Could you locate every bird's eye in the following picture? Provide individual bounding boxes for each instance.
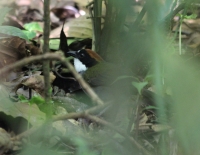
[80,53,85,57]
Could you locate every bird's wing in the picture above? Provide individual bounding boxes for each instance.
[83,62,117,86]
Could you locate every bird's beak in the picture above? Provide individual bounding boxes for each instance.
[67,51,77,58]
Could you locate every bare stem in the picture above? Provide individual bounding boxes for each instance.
[12,105,151,155]
[0,53,104,106]
[42,0,51,116]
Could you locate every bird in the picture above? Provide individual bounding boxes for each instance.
[67,49,136,103]
[67,49,172,126]
[67,49,142,126]
[57,25,131,99]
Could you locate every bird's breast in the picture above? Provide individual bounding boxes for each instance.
[74,58,87,73]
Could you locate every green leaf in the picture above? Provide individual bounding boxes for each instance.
[177,13,197,19]
[184,13,197,19]
[0,26,29,40]
[29,95,45,105]
[132,81,148,95]
[0,86,45,126]
[18,95,29,103]
[24,22,43,32]
[143,105,159,110]
[0,7,11,25]
[144,74,154,83]
[49,39,60,50]
[49,38,78,50]
[22,30,36,39]
[73,137,97,155]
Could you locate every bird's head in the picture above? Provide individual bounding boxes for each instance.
[68,49,104,73]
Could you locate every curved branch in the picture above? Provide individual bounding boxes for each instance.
[13,105,151,155]
[0,53,104,106]
[164,2,186,23]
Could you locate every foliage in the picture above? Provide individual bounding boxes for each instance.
[19,94,45,105]
[0,7,11,25]
[22,22,43,39]
[0,86,45,126]
[0,25,29,40]
[132,81,148,95]
[49,38,77,50]
[1,0,200,155]
[0,7,42,40]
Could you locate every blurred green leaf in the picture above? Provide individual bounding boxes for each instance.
[165,56,200,153]
[0,7,11,25]
[74,137,98,155]
[29,95,45,105]
[24,22,43,32]
[178,13,197,19]
[49,38,78,50]
[0,26,29,40]
[20,145,60,155]
[22,30,36,39]
[143,105,159,110]
[18,95,29,103]
[0,86,45,126]
[144,74,154,82]
[184,13,197,19]
[132,81,148,95]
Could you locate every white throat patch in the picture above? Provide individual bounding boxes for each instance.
[74,58,87,73]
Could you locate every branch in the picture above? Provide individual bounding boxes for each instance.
[42,0,51,114]
[134,2,147,26]
[11,103,108,139]
[93,0,102,52]
[0,53,104,106]
[0,53,59,76]
[84,114,151,155]
[62,58,104,105]
[12,104,151,155]
[164,2,186,28]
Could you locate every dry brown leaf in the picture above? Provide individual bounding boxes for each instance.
[0,128,13,153]
[151,124,171,132]
[172,22,194,36]
[67,15,92,38]
[21,72,56,96]
[183,18,200,32]
[172,18,200,54]
[0,37,26,69]
[50,0,81,8]
[0,37,42,80]
[0,37,42,69]
[186,32,200,49]
[50,15,92,38]
[74,0,91,7]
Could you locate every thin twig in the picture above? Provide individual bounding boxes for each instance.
[164,2,186,28]
[134,2,147,26]
[84,114,151,155]
[127,95,140,134]
[11,103,107,139]
[42,0,51,115]
[133,100,141,140]
[3,54,151,153]
[12,105,151,155]
[0,53,104,106]
[93,0,102,52]
[63,59,104,105]
[86,1,94,9]
[53,111,151,155]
